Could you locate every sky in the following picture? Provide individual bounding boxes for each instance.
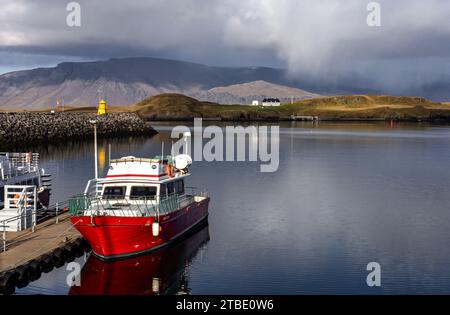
[1,0,450,97]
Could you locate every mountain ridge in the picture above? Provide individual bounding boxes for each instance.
[194,80,320,104]
[0,57,304,109]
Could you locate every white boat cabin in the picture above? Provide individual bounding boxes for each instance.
[76,155,203,217]
[94,156,189,200]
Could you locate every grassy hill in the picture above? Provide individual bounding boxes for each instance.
[135,93,450,121]
[282,95,450,120]
[135,94,286,120]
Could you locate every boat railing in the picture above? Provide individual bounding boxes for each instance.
[69,194,159,217]
[83,178,103,196]
[69,188,206,217]
[186,186,208,198]
[0,152,40,180]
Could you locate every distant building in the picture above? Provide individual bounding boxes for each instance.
[262,98,281,106]
[252,100,259,106]
[98,99,107,115]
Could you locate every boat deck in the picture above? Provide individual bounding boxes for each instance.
[69,194,205,217]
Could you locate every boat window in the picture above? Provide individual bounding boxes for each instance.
[0,186,4,203]
[130,186,157,200]
[167,182,175,195]
[103,186,126,199]
[175,180,185,195]
[160,184,166,197]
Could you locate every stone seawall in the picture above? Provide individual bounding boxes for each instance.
[0,112,157,149]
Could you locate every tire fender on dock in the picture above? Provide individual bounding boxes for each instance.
[52,248,68,268]
[39,254,54,273]
[64,243,77,263]
[74,241,85,258]
[82,238,92,252]
[15,265,31,289]
[28,259,42,281]
[0,271,18,295]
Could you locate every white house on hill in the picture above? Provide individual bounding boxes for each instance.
[262,98,281,106]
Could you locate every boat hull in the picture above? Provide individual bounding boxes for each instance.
[71,197,209,260]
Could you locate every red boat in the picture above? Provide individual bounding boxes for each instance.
[69,152,209,260]
[69,224,210,295]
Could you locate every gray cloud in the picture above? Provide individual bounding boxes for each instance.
[1,0,450,98]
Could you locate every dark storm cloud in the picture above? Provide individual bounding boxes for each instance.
[1,0,450,95]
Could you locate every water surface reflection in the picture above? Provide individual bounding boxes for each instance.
[15,122,450,294]
[70,225,210,295]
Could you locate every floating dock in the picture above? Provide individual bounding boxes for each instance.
[291,115,319,121]
[0,210,89,295]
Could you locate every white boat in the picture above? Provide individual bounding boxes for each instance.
[0,152,51,231]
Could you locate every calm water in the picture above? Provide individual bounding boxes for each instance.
[15,122,450,295]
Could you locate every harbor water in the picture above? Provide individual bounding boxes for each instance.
[15,122,450,294]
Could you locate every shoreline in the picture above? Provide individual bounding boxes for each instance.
[1,109,449,151]
[140,117,450,123]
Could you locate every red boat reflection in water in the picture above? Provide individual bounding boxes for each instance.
[69,224,210,295]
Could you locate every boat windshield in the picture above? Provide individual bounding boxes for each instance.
[130,186,157,200]
[103,186,126,200]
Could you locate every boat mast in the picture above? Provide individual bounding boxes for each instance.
[184,132,190,155]
[94,122,98,179]
[90,120,98,179]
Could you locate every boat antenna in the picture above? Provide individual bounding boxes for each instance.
[184,131,191,155]
[89,119,98,179]
[108,143,111,165]
[161,142,164,162]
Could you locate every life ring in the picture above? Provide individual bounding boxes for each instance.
[166,163,174,177]
[13,194,20,206]
[13,193,29,207]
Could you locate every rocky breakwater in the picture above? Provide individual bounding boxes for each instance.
[0,112,157,149]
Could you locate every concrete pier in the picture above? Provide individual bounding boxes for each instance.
[0,212,80,273]
[0,112,157,150]
[0,211,86,294]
